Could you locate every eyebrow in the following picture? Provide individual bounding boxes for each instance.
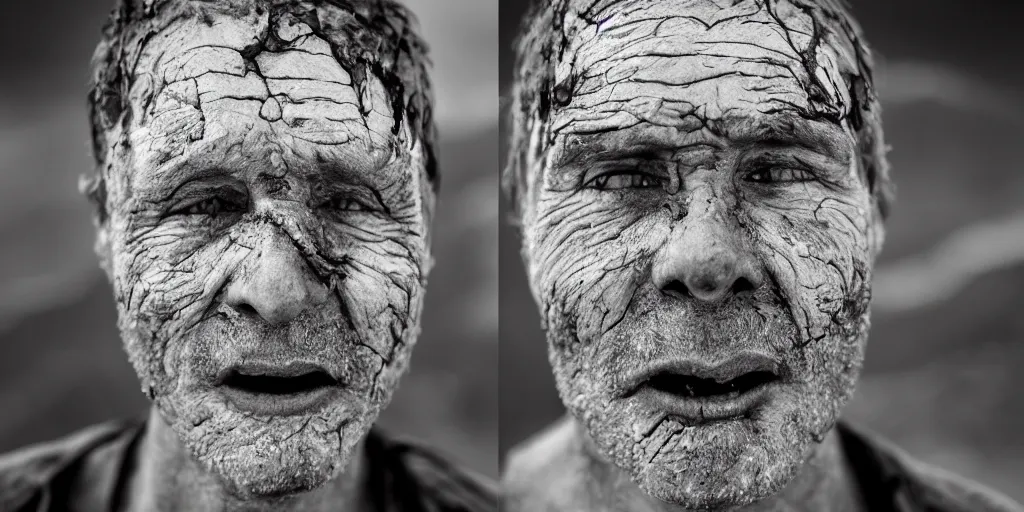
[134,159,238,204]
[552,134,718,169]
[551,114,852,168]
[716,113,852,161]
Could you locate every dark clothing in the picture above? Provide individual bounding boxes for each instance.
[837,423,1021,512]
[0,419,497,512]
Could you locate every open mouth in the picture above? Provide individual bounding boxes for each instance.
[626,353,783,423]
[645,370,777,400]
[215,362,341,416]
[221,370,338,395]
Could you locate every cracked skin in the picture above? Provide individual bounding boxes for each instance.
[0,1,493,512]
[98,4,432,504]
[503,1,1023,511]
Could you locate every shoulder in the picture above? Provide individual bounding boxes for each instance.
[897,451,1024,512]
[501,416,592,512]
[838,422,1024,512]
[0,419,141,512]
[370,429,497,512]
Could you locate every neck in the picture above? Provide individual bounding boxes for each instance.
[578,421,865,512]
[125,407,367,512]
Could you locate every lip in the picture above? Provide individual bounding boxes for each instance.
[623,351,784,425]
[214,361,337,383]
[214,360,342,417]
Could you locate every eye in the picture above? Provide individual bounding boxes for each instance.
[587,171,663,191]
[176,196,246,217]
[744,167,816,184]
[324,196,370,212]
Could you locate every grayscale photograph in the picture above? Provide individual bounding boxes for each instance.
[0,0,496,511]
[499,1,1024,511]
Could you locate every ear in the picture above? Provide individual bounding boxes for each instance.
[868,203,886,264]
[95,222,115,282]
[79,173,114,281]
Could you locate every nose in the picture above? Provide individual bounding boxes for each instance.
[652,207,764,304]
[223,235,331,325]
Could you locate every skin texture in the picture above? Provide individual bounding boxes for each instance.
[80,0,435,509]
[505,0,890,510]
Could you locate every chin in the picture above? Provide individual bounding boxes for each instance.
[619,392,836,510]
[631,418,806,510]
[216,450,339,499]
[156,389,374,500]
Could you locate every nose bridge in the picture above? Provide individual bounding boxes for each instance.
[223,220,331,325]
[673,183,740,269]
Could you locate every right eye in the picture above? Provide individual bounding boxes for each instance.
[173,196,247,217]
[586,172,663,191]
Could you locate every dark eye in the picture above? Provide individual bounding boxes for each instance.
[588,172,663,191]
[744,167,815,184]
[176,196,246,217]
[324,196,370,212]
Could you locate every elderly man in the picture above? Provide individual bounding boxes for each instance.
[502,1,1023,511]
[0,1,495,511]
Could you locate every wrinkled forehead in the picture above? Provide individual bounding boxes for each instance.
[549,0,862,144]
[96,0,435,189]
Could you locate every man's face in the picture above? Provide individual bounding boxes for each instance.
[98,6,431,498]
[522,1,882,508]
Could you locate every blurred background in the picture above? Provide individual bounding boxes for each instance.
[499,0,1024,501]
[0,0,498,477]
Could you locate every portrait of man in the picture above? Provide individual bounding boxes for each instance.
[501,0,1024,510]
[0,0,496,510]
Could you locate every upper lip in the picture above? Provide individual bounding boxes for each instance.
[622,351,782,397]
[214,360,336,385]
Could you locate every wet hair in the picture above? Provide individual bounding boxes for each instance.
[503,0,893,220]
[83,0,438,222]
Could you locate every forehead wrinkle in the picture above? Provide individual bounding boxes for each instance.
[93,0,438,193]
[551,0,856,131]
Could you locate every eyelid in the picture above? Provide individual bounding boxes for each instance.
[165,186,248,216]
[581,161,665,188]
[316,186,387,214]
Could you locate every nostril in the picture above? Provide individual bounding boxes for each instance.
[730,276,756,296]
[662,279,693,300]
[235,302,260,317]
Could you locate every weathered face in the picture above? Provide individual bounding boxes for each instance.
[521,1,883,508]
[96,6,431,498]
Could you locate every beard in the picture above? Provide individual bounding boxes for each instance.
[544,283,869,509]
[119,304,414,499]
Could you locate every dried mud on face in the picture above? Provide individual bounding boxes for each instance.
[83,0,436,498]
[507,0,887,508]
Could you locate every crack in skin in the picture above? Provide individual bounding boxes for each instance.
[78,0,437,501]
[503,1,890,510]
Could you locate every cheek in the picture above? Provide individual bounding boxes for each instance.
[109,213,249,388]
[322,215,428,383]
[527,192,670,344]
[742,192,875,345]
[113,216,242,332]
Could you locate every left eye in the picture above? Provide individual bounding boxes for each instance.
[180,197,245,216]
[325,196,368,212]
[745,167,815,184]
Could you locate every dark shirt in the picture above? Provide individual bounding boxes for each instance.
[0,419,497,512]
[837,423,1023,512]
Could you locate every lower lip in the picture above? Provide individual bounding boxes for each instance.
[632,381,779,424]
[217,385,341,416]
